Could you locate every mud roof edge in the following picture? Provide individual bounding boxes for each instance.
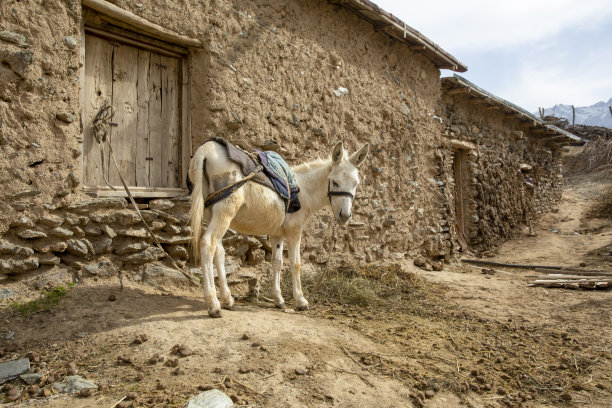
[336,0,467,72]
[443,75,585,144]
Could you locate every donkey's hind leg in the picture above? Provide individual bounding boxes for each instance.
[214,243,234,310]
[200,202,238,318]
[269,236,285,309]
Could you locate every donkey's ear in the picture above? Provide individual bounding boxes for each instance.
[331,141,344,164]
[349,143,369,167]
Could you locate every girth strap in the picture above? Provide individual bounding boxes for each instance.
[204,166,263,208]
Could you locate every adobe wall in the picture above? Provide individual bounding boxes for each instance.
[441,93,563,251]
[1,0,451,283]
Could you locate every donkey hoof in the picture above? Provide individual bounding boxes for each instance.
[222,303,234,311]
[274,301,285,310]
[296,304,309,311]
[208,309,222,318]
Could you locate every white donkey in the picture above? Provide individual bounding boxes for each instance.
[189,140,369,317]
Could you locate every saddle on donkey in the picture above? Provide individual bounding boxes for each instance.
[200,138,301,213]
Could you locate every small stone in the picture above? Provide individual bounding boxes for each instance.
[50,227,73,238]
[52,375,98,393]
[20,372,42,385]
[84,260,118,277]
[165,358,178,367]
[17,229,47,239]
[0,30,29,48]
[4,50,33,76]
[185,389,233,408]
[125,391,137,400]
[333,86,349,97]
[294,367,307,375]
[0,286,14,298]
[133,334,149,344]
[56,112,76,123]
[560,393,572,401]
[63,36,78,49]
[424,390,435,399]
[148,199,174,211]
[40,214,64,227]
[198,384,215,391]
[79,387,94,397]
[66,239,89,256]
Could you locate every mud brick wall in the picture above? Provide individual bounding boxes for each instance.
[1,0,453,283]
[1,0,565,283]
[441,94,564,251]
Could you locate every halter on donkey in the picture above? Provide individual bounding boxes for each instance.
[188,140,369,318]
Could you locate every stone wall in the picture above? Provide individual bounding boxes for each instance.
[441,94,564,251]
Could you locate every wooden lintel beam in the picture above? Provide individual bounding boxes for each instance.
[82,0,202,48]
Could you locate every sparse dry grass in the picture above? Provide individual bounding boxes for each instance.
[566,137,612,175]
[587,186,612,219]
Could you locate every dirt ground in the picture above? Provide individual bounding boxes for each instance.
[1,171,611,408]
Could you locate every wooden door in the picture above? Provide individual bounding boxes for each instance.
[83,34,181,192]
[453,150,468,250]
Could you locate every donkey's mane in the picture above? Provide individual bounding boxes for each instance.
[292,150,348,174]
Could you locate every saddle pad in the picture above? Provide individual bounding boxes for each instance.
[206,138,300,212]
[257,151,301,212]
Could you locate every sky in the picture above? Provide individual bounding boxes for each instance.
[374,0,612,112]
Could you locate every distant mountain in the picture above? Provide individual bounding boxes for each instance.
[536,98,612,129]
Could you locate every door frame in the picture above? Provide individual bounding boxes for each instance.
[78,11,192,198]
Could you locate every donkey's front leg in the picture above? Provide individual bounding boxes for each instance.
[269,236,285,309]
[287,233,308,311]
[201,206,235,318]
[215,244,234,310]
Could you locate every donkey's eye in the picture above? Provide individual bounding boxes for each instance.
[333,181,339,188]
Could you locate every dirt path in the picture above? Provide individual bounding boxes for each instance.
[1,176,611,408]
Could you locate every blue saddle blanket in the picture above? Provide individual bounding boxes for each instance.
[257,150,301,213]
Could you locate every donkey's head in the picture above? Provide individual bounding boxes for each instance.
[327,141,369,225]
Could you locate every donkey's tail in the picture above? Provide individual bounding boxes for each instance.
[188,146,208,264]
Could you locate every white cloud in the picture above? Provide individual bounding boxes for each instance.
[374,0,612,52]
[501,49,612,110]
[374,0,612,111]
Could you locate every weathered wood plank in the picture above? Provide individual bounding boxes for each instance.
[181,56,191,189]
[535,268,612,276]
[83,186,187,198]
[108,42,139,186]
[148,52,164,187]
[136,49,151,187]
[161,55,180,188]
[83,35,113,187]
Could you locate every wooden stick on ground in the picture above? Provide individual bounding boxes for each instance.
[535,268,612,276]
[461,259,562,270]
